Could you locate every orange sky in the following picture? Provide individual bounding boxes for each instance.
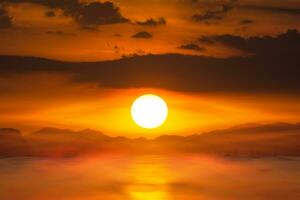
[0,0,299,61]
[0,0,300,137]
[0,73,299,137]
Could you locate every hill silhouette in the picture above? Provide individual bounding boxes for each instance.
[1,122,300,157]
[0,128,32,156]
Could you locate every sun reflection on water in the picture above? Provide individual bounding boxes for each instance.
[126,155,171,200]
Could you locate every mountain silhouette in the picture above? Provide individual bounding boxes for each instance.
[1,122,300,157]
[32,127,110,141]
[0,128,32,156]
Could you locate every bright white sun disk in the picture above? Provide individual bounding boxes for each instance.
[131,94,168,129]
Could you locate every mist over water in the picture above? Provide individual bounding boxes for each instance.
[0,155,300,200]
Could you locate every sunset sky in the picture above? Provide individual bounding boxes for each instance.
[0,0,300,137]
[0,0,299,60]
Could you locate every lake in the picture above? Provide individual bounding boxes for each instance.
[0,154,300,200]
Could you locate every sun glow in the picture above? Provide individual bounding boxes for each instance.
[131,94,168,129]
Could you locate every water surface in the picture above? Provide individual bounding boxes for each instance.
[0,154,300,200]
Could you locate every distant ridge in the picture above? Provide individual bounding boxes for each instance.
[197,122,300,137]
[0,128,31,156]
[0,128,22,136]
[1,122,300,157]
[31,127,111,142]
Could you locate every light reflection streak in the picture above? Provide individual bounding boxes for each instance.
[126,155,171,200]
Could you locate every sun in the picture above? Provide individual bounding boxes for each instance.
[131,94,168,129]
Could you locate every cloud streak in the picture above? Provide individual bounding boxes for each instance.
[132,31,153,39]
[178,43,205,52]
[135,17,166,26]
[240,4,300,15]
[0,0,129,28]
[0,5,12,29]
[192,0,237,22]
[0,30,300,93]
[199,29,300,56]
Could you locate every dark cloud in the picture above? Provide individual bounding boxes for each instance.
[132,31,152,39]
[240,5,300,15]
[136,17,166,26]
[0,6,12,29]
[178,43,205,52]
[192,11,223,22]
[199,34,246,49]
[240,19,254,25]
[0,0,79,11]
[0,0,128,27]
[72,2,128,28]
[199,29,300,56]
[192,0,237,22]
[81,26,98,31]
[181,0,199,3]
[113,33,122,37]
[45,10,55,17]
[0,30,300,93]
[46,31,64,35]
[46,31,75,36]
